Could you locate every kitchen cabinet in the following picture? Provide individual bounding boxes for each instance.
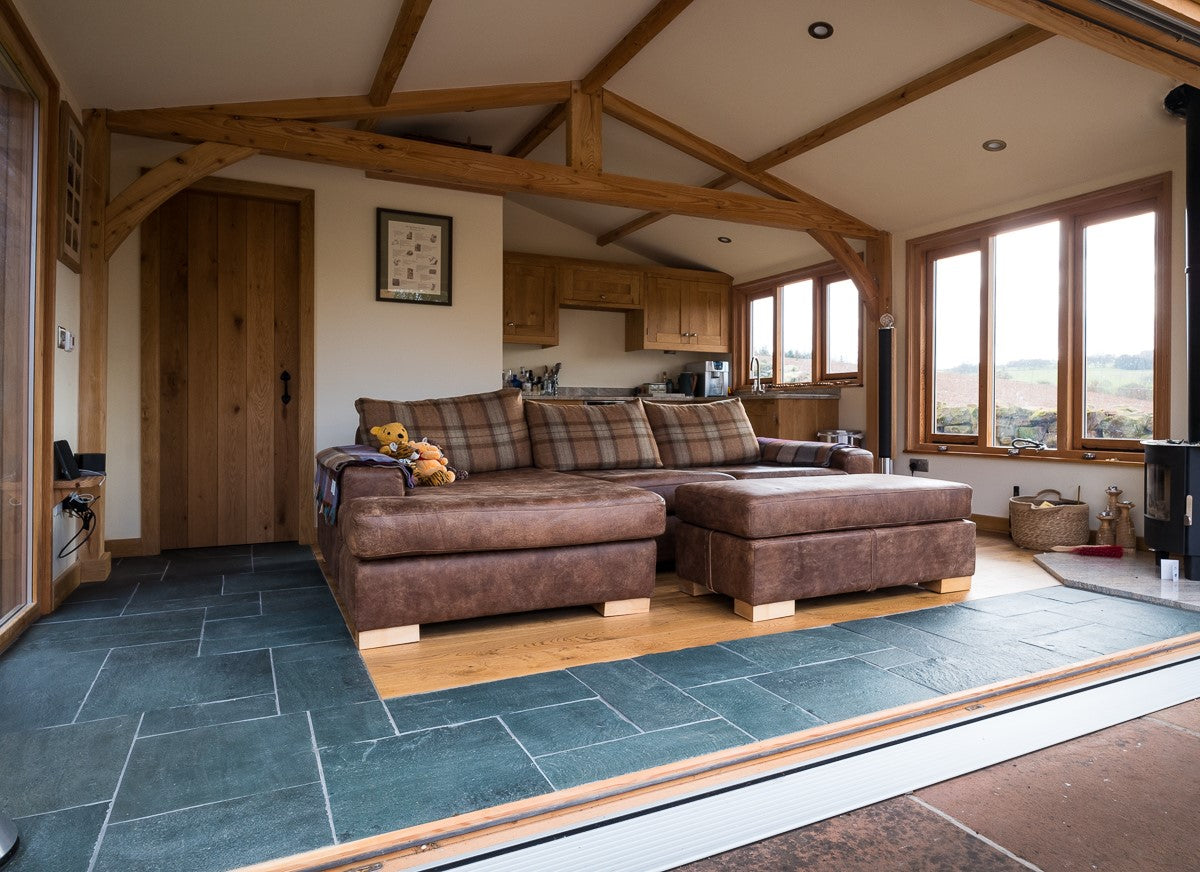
[627,275,730,353]
[502,255,558,347]
[738,396,839,441]
[558,264,642,309]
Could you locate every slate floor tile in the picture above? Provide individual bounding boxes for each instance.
[722,625,888,671]
[686,679,823,740]
[18,608,205,653]
[536,719,748,790]
[0,642,109,732]
[79,642,273,721]
[108,556,169,578]
[569,660,715,731]
[139,694,280,737]
[1021,622,1165,660]
[1028,585,1106,603]
[124,590,260,617]
[959,591,1063,617]
[1044,595,1200,638]
[111,712,318,823]
[0,715,139,818]
[8,802,109,872]
[386,670,594,733]
[126,574,224,604]
[270,637,359,663]
[260,585,339,615]
[221,566,325,595]
[164,555,253,576]
[163,545,253,560]
[198,608,347,656]
[309,700,397,748]
[855,646,929,669]
[835,615,976,659]
[275,650,378,713]
[502,698,640,756]
[204,597,263,621]
[94,783,331,872]
[57,576,141,603]
[635,644,763,688]
[752,658,936,723]
[321,719,551,841]
[887,603,1091,645]
[39,596,131,622]
[888,641,1075,695]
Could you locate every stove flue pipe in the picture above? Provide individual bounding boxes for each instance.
[1165,84,1200,443]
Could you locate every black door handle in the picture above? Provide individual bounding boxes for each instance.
[280,371,292,406]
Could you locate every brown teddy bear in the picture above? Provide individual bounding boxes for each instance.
[410,441,456,486]
[370,422,415,459]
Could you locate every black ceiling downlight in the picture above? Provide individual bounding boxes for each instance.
[808,21,833,39]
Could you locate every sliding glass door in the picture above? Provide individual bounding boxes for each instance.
[0,48,38,633]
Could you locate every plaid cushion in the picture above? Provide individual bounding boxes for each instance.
[525,401,663,471]
[642,398,760,467]
[355,388,532,474]
[758,437,847,467]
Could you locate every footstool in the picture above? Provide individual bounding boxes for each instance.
[673,474,976,621]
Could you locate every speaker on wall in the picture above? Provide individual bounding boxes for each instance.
[877,319,894,471]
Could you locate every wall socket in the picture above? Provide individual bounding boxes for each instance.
[909,458,929,473]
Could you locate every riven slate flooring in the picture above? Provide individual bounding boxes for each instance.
[3,546,1200,871]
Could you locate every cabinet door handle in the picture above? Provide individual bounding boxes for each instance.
[506,322,516,327]
[600,295,607,301]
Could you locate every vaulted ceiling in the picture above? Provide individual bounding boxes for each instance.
[19,0,1191,280]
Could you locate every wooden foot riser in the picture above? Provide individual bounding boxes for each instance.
[920,576,973,594]
[592,598,651,617]
[358,624,420,649]
[677,581,713,597]
[733,599,796,622]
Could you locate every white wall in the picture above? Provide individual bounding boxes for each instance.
[104,137,504,539]
[51,261,81,580]
[891,162,1187,535]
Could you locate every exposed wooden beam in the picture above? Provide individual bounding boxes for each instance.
[106,108,875,236]
[808,230,877,310]
[596,23,1052,245]
[970,0,1200,86]
[365,169,508,196]
[508,0,696,158]
[601,90,878,237]
[104,142,257,259]
[357,0,434,132]
[188,82,574,123]
[566,83,603,172]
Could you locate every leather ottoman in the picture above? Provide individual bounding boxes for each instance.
[673,475,976,621]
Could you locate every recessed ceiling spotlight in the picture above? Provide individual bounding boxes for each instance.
[982,138,1008,152]
[808,21,833,39]
[717,236,732,244]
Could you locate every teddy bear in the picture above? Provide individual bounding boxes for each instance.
[410,440,456,486]
[370,422,415,459]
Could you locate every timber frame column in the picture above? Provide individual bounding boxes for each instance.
[75,108,111,584]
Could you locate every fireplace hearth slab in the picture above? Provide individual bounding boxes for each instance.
[1035,551,1200,613]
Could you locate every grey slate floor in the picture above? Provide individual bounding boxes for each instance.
[3,545,1200,871]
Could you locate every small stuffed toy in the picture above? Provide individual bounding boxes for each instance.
[370,422,415,459]
[410,441,456,486]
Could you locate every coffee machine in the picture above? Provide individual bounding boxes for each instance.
[684,360,730,397]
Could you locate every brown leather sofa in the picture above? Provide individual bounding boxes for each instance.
[317,388,873,648]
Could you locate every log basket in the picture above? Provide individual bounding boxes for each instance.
[1009,488,1090,551]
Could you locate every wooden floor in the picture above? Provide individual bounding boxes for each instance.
[362,533,1056,698]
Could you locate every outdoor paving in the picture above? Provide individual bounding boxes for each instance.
[2,546,1199,871]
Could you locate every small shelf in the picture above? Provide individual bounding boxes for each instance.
[53,475,104,491]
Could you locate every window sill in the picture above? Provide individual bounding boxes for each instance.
[905,443,1145,467]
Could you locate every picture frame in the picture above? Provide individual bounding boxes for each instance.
[376,208,452,305]
[58,101,84,273]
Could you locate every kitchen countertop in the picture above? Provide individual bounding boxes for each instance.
[522,387,842,402]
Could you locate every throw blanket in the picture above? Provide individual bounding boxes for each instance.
[315,445,413,526]
[757,437,851,468]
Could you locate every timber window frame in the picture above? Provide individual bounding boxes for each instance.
[905,174,1172,463]
[737,260,862,388]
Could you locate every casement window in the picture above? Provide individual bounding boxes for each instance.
[741,261,861,386]
[906,175,1170,461]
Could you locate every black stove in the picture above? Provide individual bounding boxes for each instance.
[1144,441,1200,579]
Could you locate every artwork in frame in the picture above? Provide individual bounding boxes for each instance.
[58,101,84,273]
[376,208,452,305]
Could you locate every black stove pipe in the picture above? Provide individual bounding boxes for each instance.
[1165,84,1200,443]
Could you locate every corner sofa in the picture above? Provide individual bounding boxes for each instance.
[317,388,873,648]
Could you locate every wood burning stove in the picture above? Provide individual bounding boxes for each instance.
[1143,441,1199,579]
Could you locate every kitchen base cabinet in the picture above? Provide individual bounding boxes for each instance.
[738,396,839,441]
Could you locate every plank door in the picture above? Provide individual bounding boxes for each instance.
[151,189,300,549]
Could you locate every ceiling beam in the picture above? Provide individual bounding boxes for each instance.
[969,0,1200,86]
[105,108,878,236]
[566,83,603,172]
[601,90,879,297]
[104,142,258,259]
[507,0,695,158]
[183,82,574,123]
[356,0,434,132]
[596,23,1052,246]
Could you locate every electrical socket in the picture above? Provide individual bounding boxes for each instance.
[909,458,929,473]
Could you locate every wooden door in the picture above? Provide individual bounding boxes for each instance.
[147,188,301,549]
[502,257,558,346]
[685,280,730,351]
[642,276,686,346]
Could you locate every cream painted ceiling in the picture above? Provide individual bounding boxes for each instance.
[19,0,1185,281]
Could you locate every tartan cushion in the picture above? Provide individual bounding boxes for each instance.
[355,388,532,474]
[642,398,760,467]
[525,401,663,471]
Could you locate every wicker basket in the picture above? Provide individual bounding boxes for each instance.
[1009,488,1091,551]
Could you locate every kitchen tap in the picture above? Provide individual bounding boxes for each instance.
[751,357,764,393]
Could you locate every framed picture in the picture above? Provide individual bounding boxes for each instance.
[58,102,84,273]
[376,208,452,305]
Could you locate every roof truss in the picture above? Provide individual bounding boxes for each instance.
[356,0,434,132]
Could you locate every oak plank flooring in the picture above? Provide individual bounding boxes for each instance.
[362,533,1055,698]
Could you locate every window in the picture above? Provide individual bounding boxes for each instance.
[907,175,1170,461]
[739,262,861,387]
